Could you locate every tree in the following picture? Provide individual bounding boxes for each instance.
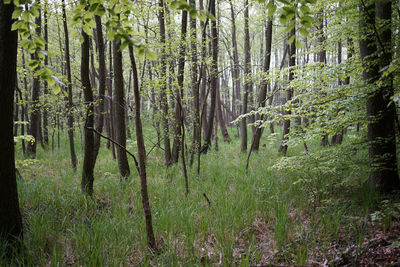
[278,20,295,155]
[189,0,200,166]
[92,15,107,165]
[241,0,251,152]
[129,46,156,250]
[27,4,42,157]
[158,0,172,166]
[62,0,77,171]
[251,19,273,151]
[0,0,23,251]
[203,0,218,152]
[171,5,188,164]
[113,39,130,179]
[81,13,95,195]
[359,0,400,192]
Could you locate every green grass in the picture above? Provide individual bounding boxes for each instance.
[2,121,390,265]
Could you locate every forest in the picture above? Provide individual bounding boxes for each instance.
[1,0,400,265]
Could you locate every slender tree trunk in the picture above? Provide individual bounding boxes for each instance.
[27,8,42,157]
[217,77,231,142]
[171,5,188,164]
[43,2,49,145]
[203,0,218,151]
[229,0,241,120]
[278,23,295,155]
[189,0,200,166]
[0,0,23,251]
[113,39,130,178]
[81,15,95,195]
[241,0,251,152]
[158,0,172,166]
[129,46,156,250]
[92,15,106,165]
[62,0,77,170]
[252,19,273,151]
[318,12,329,146]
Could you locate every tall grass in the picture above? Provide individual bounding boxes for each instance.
[2,122,382,265]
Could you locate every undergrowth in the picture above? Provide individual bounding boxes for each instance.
[3,122,398,266]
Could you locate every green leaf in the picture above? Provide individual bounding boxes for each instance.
[94,5,106,16]
[295,40,302,48]
[145,50,158,60]
[12,7,23,19]
[30,5,39,17]
[82,24,93,37]
[33,36,45,49]
[300,5,310,14]
[276,0,290,4]
[28,59,39,69]
[279,14,287,25]
[47,77,55,86]
[53,85,61,95]
[299,27,309,37]
[288,34,295,44]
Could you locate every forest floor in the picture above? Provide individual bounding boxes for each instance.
[4,123,400,266]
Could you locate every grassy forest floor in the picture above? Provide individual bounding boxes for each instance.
[3,121,400,266]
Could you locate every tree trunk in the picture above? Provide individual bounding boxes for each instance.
[158,0,172,166]
[189,0,200,166]
[241,0,251,152]
[217,77,231,142]
[318,12,329,146]
[113,39,130,179]
[0,0,23,250]
[42,3,49,145]
[203,0,218,151]
[62,0,77,171]
[27,8,42,157]
[171,6,188,164]
[229,0,241,120]
[252,19,273,151]
[359,0,400,192]
[81,18,95,195]
[278,24,295,155]
[92,15,107,165]
[129,46,156,250]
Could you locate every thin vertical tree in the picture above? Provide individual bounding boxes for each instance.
[241,0,251,152]
[113,39,130,178]
[203,0,218,152]
[81,11,95,195]
[158,0,172,166]
[129,46,156,249]
[42,1,49,145]
[278,19,295,155]
[251,19,273,151]
[62,0,77,170]
[171,4,188,164]
[189,0,200,166]
[92,15,107,165]
[27,4,42,157]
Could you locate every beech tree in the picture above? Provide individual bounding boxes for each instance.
[359,0,400,192]
[0,0,23,251]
